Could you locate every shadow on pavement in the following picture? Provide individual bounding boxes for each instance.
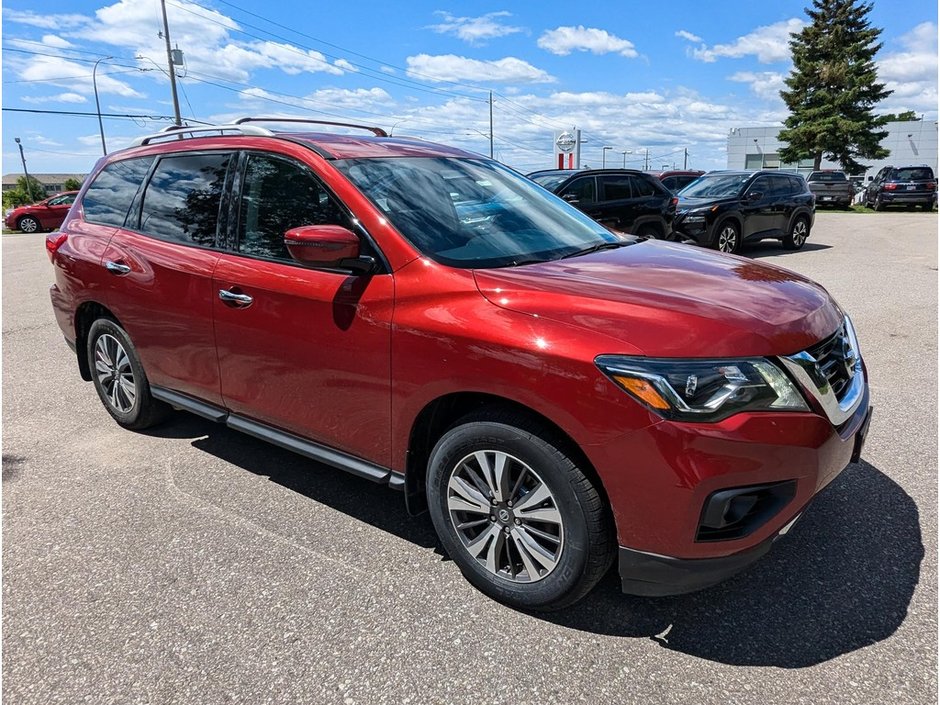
[147,415,922,668]
[746,241,832,258]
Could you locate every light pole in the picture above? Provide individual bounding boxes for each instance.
[621,149,633,168]
[93,56,113,155]
[754,138,764,169]
[602,146,613,168]
[14,138,34,202]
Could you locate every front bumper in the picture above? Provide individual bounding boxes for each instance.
[616,402,873,595]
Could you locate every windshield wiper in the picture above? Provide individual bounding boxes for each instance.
[560,240,632,259]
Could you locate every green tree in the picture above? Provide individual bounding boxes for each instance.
[63,177,83,191]
[778,0,892,173]
[879,110,919,122]
[2,176,47,209]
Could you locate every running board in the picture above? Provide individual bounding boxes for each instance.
[150,386,401,488]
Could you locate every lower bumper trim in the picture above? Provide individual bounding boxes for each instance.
[619,533,779,597]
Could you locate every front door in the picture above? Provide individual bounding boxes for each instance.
[40,192,77,229]
[212,150,393,468]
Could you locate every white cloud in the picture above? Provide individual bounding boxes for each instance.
[537,26,638,58]
[3,9,90,29]
[40,34,74,48]
[380,65,397,74]
[675,30,702,43]
[691,18,804,63]
[16,55,143,97]
[877,22,938,114]
[22,92,88,104]
[406,54,555,84]
[427,11,523,45]
[728,71,786,102]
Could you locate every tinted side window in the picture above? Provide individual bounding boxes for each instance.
[769,175,793,196]
[630,176,658,197]
[660,176,678,191]
[559,176,596,203]
[139,153,231,246]
[49,194,76,206]
[789,176,806,193]
[82,157,154,226]
[599,175,632,200]
[238,153,352,261]
[747,176,773,197]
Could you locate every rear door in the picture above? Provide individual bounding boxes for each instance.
[767,175,796,234]
[100,151,234,404]
[741,175,776,237]
[212,150,393,467]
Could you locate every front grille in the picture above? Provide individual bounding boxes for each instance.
[806,326,853,400]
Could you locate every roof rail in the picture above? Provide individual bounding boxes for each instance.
[234,117,388,137]
[130,123,275,147]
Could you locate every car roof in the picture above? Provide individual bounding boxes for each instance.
[279,132,479,160]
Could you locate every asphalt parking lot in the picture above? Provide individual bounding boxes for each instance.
[3,211,937,704]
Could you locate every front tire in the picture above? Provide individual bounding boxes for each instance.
[17,216,40,233]
[712,220,740,254]
[87,318,169,430]
[426,410,614,611]
[873,195,886,211]
[783,215,810,250]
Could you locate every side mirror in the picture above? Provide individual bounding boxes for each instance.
[747,191,763,202]
[284,225,369,271]
[561,193,580,205]
[867,176,874,182]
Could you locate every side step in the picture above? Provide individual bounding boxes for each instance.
[151,386,402,488]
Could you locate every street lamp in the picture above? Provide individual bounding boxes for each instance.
[754,138,764,169]
[621,149,633,168]
[601,145,613,168]
[14,138,34,202]
[93,56,113,156]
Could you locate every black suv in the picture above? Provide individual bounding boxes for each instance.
[673,171,815,253]
[527,169,677,239]
[864,165,936,211]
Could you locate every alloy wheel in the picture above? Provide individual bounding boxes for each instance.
[18,217,38,233]
[446,450,564,583]
[717,224,738,253]
[791,220,808,247]
[94,333,137,413]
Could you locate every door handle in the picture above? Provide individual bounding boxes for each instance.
[218,288,254,307]
[104,260,131,275]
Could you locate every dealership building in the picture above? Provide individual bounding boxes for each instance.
[727,120,938,181]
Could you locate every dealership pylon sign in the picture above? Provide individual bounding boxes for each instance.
[554,128,581,169]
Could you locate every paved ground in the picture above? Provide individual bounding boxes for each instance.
[3,212,937,705]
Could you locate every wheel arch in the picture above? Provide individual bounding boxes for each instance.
[74,301,122,381]
[403,392,610,518]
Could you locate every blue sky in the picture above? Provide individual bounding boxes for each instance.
[2,0,937,176]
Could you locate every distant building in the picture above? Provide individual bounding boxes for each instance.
[2,173,86,193]
[727,121,938,181]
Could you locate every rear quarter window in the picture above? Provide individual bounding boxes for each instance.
[82,157,154,226]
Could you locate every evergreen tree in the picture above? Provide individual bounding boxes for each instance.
[778,0,892,173]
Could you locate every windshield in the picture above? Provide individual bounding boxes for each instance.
[335,157,622,268]
[678,173,751,198]
[808,172,847,182]
[529,172,576,190]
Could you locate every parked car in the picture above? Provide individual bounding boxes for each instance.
[527,168,676,239]
[5,191,79,233]
[863,165,936,211]
[48,120,871,610]
[673,171,815,253]
[806,170,854,209]
[649,169,705,193]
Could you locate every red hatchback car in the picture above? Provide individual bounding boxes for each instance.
[48,120,872,610]
[6,190,78,233]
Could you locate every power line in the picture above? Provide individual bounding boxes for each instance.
[1,107,213,124]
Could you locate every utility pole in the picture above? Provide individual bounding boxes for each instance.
[14,138,34,202]
[488,91,494,159]
[683,147,688,170]
[645,148,650,171]
[159,0,182,126]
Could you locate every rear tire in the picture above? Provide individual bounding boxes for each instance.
[783,215,810,250]
[873,195,886,212]
[87,318,169,430]
[634,223,662,240]
[426,409,614,611]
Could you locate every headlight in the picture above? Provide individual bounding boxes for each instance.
[595,355,808,422]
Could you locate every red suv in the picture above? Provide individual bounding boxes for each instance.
[48,120,872,610]
[6,190,78,233]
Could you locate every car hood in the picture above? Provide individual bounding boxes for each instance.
[676,196,737,210]
[472,240,842,357]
